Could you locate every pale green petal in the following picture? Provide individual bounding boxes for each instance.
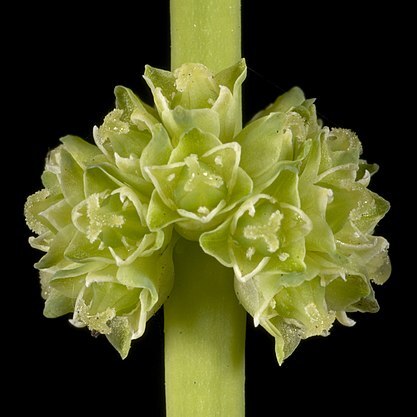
[305,251,348,282]
[147,191,183,231]
[42,146,62,194]
[84,163,153,199]
[350,286,380,313]
[43,289,75,318]
[140,124,173,180]
[266,168,301,207]
[336,236,391,285]
[50,275,87,299]
[356,161,379,186]
[169,129,222,163]
[213,59,247,140]
[143,65,176,107]
[85,264,119,286]
[83,165,121,196]
[350,190,390,235]
[39,198,71,232]
[325,187,365,234]
[35,224,77,270]
[227,168,253,206]
[325,275,371,312]
[106,316,132,359]
[60,135,106,168]
[114,85,159,128]
[113,153,142,180]
[64,231,112,263]
[145,164,184,210]
[237,113,287,177]
[53,262,106,280]
[174,205,230,241]
[300,185,336,253]
[200,219,234,267]
[29,231,54,252]
[161,107,220,143]
[41,172,60,195]
[214,58,247,96]
[252,86,305,120]
[237,111,308,190]
[319,129,362,173]
[93,86,157,171]
[59,148,85,206]
[231,244,270,282]
[293,99,321,137]
[25,189,61,234]
[299,136,321,184]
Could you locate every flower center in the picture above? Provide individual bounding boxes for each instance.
[173,63,219,109]
[87,193,125,243]
[72,190,146,249]
[243,210,283,253]
[235,201,283,256]
[184,154,224,191]
[173,154,227,214]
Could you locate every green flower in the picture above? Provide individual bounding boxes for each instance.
[145,128,253,240]
[25,135,174,358]
[144,59,246,143]
[200,169,312,281]
[93,85,171,192]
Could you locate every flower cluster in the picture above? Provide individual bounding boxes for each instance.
[25,60,390,362]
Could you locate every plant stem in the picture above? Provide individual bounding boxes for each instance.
[170,0,241,73]
[166,1,244,416]
[164,239,246,417]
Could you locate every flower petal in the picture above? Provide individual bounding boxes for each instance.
[59,149,85,206]
[252,86,305,120]
[325,275,373,312]
[43,289,75,318]
[106,316,132,359]
[169,128,222,163]
[147,191,183,231]
[60,135,106,168]
[200,219,234,267]
[140,124,173,180]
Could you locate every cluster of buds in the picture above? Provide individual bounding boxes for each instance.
[25,60,390,363]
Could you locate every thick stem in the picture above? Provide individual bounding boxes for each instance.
[164,239,246,417]
[170,0,241,73]
[166,1,244,416]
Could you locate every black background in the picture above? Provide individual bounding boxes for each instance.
[10,1,409,415]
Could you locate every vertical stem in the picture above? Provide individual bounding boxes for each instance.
[167,1,244,416]
[170,0,241,73]
[164,239,246,417]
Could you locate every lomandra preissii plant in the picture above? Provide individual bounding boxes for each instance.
[24,1,391,416]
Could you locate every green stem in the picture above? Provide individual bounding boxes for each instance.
[166,1,244,416]
[164,239,246,417]
[170,0,241,73]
